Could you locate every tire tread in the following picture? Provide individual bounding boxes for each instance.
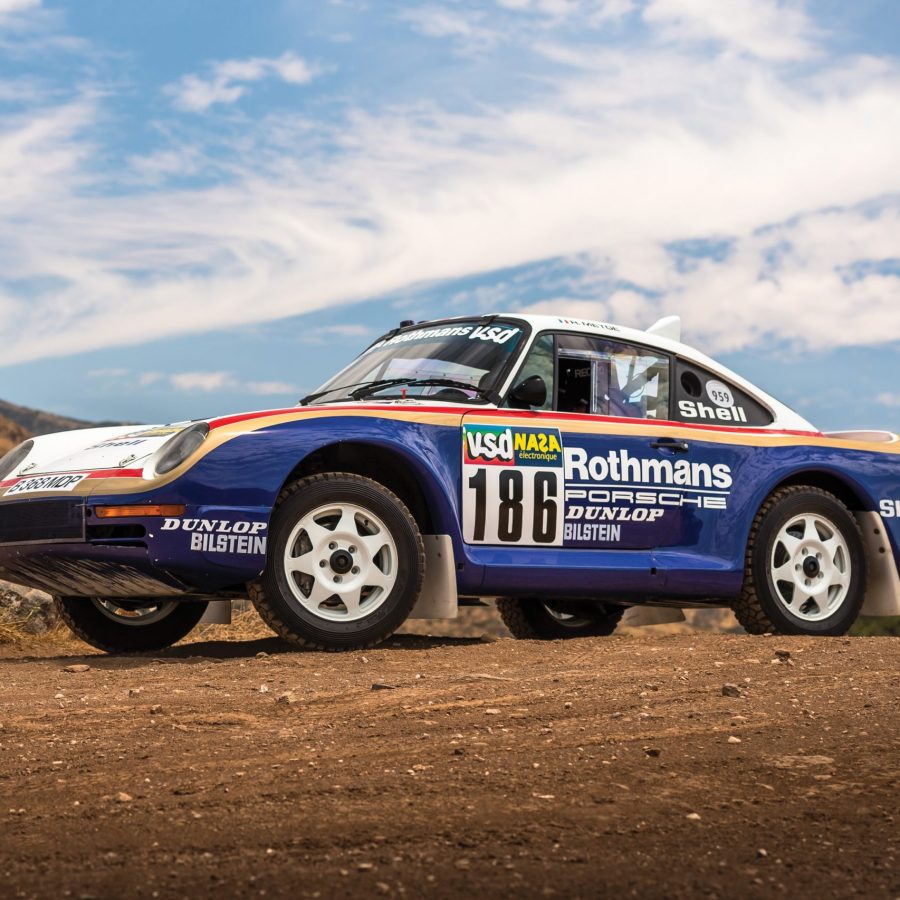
[731,485,864,635]
[496,597,623,640]
[54,597,207,653]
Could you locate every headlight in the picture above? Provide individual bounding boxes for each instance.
[0,440,34,482]
[145,423,210,478]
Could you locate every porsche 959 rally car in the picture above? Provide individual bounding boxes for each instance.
[0,314,897,652]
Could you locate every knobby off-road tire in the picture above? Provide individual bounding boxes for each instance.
[497,598,623,639]
[54,597,208,653]
[732,486,866,636]
[249,473,425,651]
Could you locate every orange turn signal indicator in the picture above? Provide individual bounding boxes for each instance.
[94,505,185,519]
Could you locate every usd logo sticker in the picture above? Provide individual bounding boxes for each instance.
[463,425,563,467]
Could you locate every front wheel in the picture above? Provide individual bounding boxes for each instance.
[497,598,623,639]
[54,597,208,653]
[732,486,866,636]
[249,473,425,651]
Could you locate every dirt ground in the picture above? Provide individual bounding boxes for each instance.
[1,626,898,899]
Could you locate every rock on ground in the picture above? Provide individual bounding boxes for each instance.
[0,581,56,635]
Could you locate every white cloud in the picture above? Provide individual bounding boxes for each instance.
[0,0,39,20]
[166,52,319,113]
[87,367,129,379]
[877,392,900,409]
[298,323,374,344]
[497,0,634,25]
[166,371,297,395]
[1,3,900,369]
[244,380,299,396]
[643,0,816,61]
[521,204,900,354]
[399,6,499,50]
[169,371,233,392]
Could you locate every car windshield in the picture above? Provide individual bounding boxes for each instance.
[305,320,525,404]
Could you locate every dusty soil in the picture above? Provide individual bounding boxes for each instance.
[1,630,898,899]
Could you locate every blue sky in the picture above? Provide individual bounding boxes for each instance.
[0,0,898,430]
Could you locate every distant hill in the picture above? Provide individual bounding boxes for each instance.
[0,399,96,437]
[0,399,121,454]
[0,416,30,454]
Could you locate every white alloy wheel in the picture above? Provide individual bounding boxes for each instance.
[282,502,398,622]
[769,513,851,622]
[90,598,179,626]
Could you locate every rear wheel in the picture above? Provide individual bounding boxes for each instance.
[54,596,208,653]
[249,473,425,651]
[732,486,865,636]
[497,598,623,639]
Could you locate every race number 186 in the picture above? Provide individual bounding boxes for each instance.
[463,466,564,546]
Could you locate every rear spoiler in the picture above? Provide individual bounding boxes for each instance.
[824,430,898,444]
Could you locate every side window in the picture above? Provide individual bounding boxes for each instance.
[674,359,773,426]
[508,332,554,410]
[556,335,670,420]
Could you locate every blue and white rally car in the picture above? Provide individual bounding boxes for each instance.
[0,314,897,652]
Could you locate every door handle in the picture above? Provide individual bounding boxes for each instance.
[650,438,690,454]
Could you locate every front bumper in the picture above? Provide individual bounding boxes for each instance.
[0,497,270,598]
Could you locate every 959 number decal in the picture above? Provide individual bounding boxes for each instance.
[462,423,565,546]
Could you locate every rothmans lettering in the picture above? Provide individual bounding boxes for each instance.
[563,448,733,489]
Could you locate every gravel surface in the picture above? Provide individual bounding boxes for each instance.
[1,632,898,898]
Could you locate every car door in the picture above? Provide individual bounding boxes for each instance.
[460,330,764,596]
[461,331,686,552]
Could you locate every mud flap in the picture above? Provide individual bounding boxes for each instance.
[408,535,458,619]
[200,600,232,625]
[856,512,900,616]
[622,606,686,626]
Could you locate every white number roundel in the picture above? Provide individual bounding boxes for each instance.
[706,379,734,408]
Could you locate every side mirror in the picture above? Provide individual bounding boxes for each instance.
[508,374,547,409]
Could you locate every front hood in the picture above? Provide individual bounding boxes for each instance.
[3,424,193,482]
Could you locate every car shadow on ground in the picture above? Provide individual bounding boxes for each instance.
[3,633,488,666]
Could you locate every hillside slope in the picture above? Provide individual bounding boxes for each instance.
[0,414,30,453]
[0,398,95,438]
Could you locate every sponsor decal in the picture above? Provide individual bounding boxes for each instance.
[556,318,619,332]
[463,430,733,549]
[6,473,88,495]
[161,518,268,555]
[562,448,733,544]
[463,425,563,467]
[565,487,726,511]
[678,399,748,423]
[126,426,186,438]
[880,500,900,518]
[462,424,565,546]
[565,504,665,522]
[564,523,621,542]
[377,324,520,349]
[89,439,148,449]
[706,380,734,408]
[563,447,733,490]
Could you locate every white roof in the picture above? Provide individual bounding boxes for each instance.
[499,312,816,432]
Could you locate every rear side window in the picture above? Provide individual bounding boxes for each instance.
[556,335,670,420]
[674,360,773,426]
